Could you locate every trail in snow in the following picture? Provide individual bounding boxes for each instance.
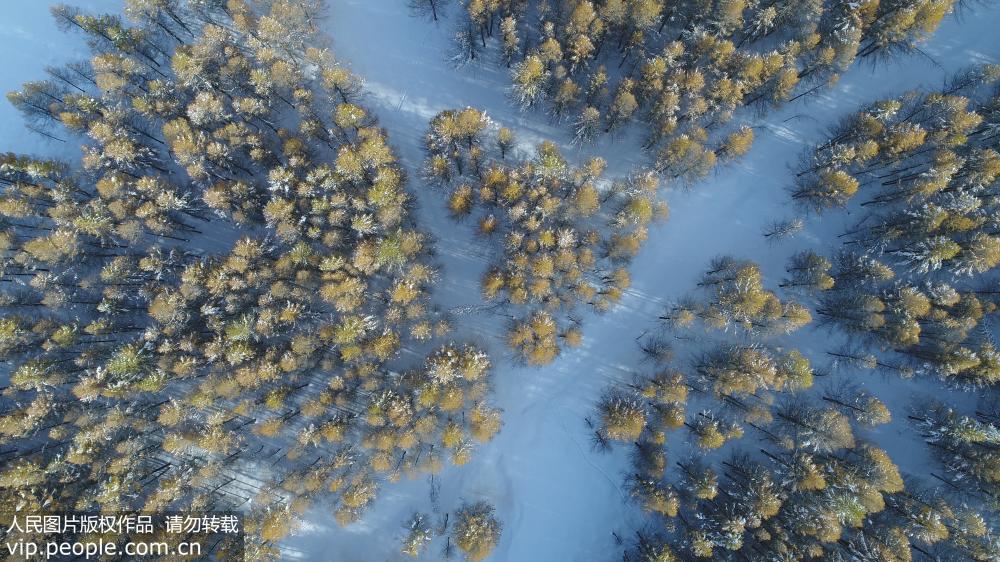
[1,1,998,561]
[280,2,1000,560]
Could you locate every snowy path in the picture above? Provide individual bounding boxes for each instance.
[281,2,1000,560]
[1,1,999,561]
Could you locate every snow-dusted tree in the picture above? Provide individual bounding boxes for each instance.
[453,501,502,561]
[1,2,502,554]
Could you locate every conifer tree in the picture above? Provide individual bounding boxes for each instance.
[453,501,502,561]
[0,3,501,555]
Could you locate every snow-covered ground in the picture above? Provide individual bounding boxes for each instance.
[280,3,1000,561]
[3,1,999,561]
[0,1,120,156]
